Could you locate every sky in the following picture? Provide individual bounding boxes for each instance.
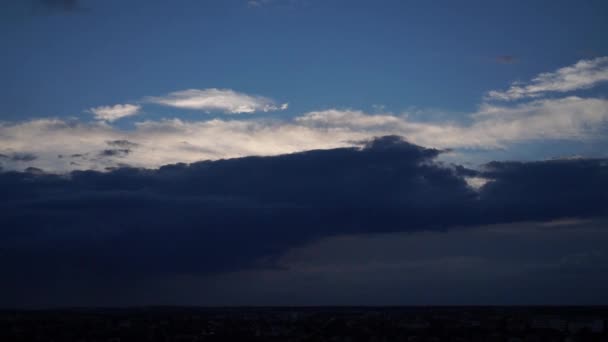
[1,0,608,307]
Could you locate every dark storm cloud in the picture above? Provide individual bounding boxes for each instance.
[479,159,608,221]
[1,136,607,300]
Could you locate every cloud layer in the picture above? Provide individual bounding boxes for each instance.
[2,95,607,172]
[214,220,608,306]
[3,57,606,172]
[1,136,608,305]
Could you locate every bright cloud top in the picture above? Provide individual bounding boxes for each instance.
[90,104,141,122]
[2,95,608,172]
[146,88,289,114]
[487,56,608,101]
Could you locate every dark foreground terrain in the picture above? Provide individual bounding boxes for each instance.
[1,307,607,342]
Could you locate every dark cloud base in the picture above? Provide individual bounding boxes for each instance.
[1,136,607,305]
[0,152,37,162]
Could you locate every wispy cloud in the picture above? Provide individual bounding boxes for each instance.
[299,97,608,148]
[146,88,288,114]
[89,104,141,122]
[487,56,608,101]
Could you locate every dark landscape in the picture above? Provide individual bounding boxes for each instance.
[2,307,607,341]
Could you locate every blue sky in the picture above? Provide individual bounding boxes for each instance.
[2,0,607,120]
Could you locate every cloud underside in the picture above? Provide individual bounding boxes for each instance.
[1,136,607,305]
[1,96,607,172]
[487,56,608,101]
[7,220,608,306]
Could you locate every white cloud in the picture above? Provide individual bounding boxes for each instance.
[2,95,607,173]
[146,88,288,114]
[471,97,608,142]
[89,104,141,122]
[296,97,608,149]
[486,56,608,101]
[0,117,357,172]
[464,177,490,190]
[295,109,401,128]
[3,58,608,173]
